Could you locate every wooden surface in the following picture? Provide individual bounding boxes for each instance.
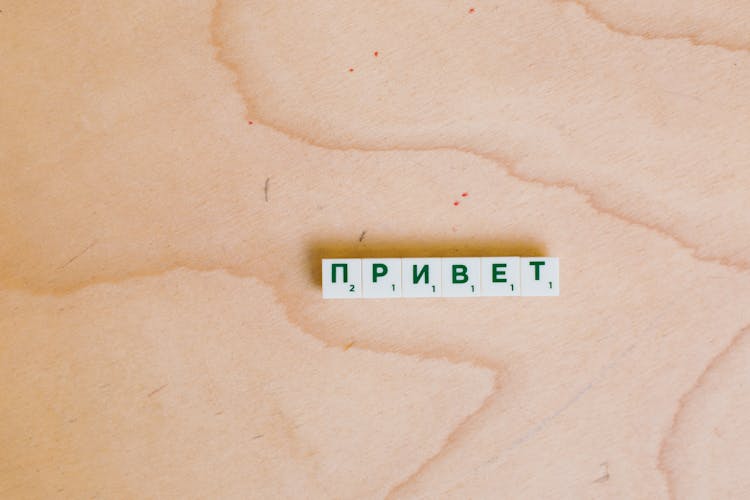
[2,1,750,498]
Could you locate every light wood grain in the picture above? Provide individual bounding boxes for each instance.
[2,1,750,498]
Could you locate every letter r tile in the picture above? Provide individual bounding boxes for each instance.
[362,258,402,298]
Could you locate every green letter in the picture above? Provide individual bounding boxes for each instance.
[332,263,348,283]
[413,265,429,284]
[452,264,468,284]
[529,261,545,280]
[372,263,388,283]
[492,263,507,283]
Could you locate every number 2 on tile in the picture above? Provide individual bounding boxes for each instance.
[349,285,355,292]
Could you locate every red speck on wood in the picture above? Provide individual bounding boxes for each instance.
[374,51,379,57]
[469,8,475,13]
[462,192,468,197]
[453,201,460,206]
[248,120,253,125]
[348,68,354,72]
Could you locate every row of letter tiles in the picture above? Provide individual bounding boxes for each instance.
[322,258,559,298]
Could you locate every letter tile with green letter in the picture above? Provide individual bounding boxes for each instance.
[362,258,402,298]
[322,259,362,299]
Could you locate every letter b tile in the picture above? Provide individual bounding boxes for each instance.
[322,259,362,299]
[442,258,481,297]
[362,258,402,298]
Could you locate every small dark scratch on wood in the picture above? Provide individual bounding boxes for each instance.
[147,383,168,398]
[252,434,264,440]
[57,240,97,270]
[593,461,610,483]
[358,230,366,242]
[264,177,270,202]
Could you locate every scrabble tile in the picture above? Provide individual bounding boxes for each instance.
[520,257,560,296]
[480,257,521,296]
[362,258,402,298]
[401,258,442,298]
[442,257,481,297]
[322,259,362,299]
